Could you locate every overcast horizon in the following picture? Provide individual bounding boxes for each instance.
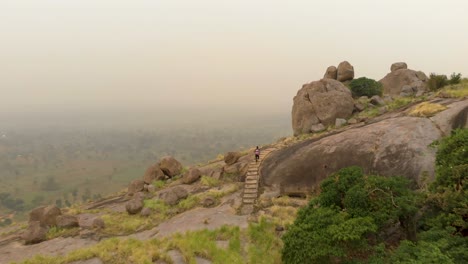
[1,0,467,124]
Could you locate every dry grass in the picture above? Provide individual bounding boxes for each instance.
[408,102,447,117]
[437,78,468,98]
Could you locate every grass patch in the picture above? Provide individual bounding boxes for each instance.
[152,180,166,190]
[359,107,380,118]
[387,97,415,111]
[247,218,283,264]
[144,199,170,215]
[409,102,447,117]
[177,195,200,211]
[101,210,167,235]
[46,226,79,240]
[200,175,220,187]
[438,79,468,98]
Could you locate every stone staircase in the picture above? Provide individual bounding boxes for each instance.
[242,148,276,205]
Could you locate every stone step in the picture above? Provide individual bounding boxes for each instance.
[243,198,255,204]
[245,177,258,181]
[243,193,258,198]
[244,188,258,194]
[245,183,257,188]
[245,180,257,185]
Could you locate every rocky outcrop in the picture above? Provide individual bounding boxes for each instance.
[337,61,355,82]
[323,66,337,80]
[159,156,183,177]
[379,63,428,96]
[182,168,201,184]
[391,62,408,72]
[292,79,354,135]
[143,164,165,184]
[224,152,241,165]
[262,99,468,196]
[56,215,79,228]
[126,192,144,215]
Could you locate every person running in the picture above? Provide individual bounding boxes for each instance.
[255,146,260,163]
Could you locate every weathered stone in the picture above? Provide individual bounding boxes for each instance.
[201,196,216,208]
[348,118,358,125]
[354,103,366,112]
[335,118,347,128]
[323,66,337,80]
[182,168,202,184]
[370,95,386,106]
[157,186,188,206]
[224,152,241,165]
[400,85,414,97]
[147,184,156,193]
[391,62,408,72]
[126,198,144,215]
[28,205,61,228]
[92,217,105,229]
[224,161,249,181]
[56,215,79,228]
[383,95,393,103]
[128,179,145,195]
[379,67,428,96]
[159,156,183,177]
[310,123,326,133]
[337,61,355,82]
[140,207,153,217]
[22,221,48,244]
[292,78,354,135]
[143,164,165,184]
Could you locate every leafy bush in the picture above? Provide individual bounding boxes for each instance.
[282,166,417,264]
[428,73,448,91]
[349,77,383,97]
[449,72,462,85]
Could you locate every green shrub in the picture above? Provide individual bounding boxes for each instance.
[349,77,383,97]
[428,73,448,91]
[449,72,462,85]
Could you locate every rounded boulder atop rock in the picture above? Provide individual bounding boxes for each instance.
[323,66,337,80]
[158,156,183,177]
[391,62,408,72]
[292,78,354,136]
[337,61,355,82]
[379,63,428,96]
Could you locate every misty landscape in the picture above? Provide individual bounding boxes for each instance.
[1,1,468,264]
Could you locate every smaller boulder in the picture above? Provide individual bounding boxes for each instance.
[92,217,105,229]
[337,61,355,82]
[224,152,241,165]
[157,186,188,206]
[23,221,48,244]
[348,118,358,125]
[323,66,337,80]
[400,85,414,97]
[56,215,79,228]
[391,62,408,72]
[147,184,156,193]
[29,205,61,227]
[354,103,366,112]
[140,207,153,217]
[159,156,183,177]
[310,123,326,133]
[143,164,165,184]
[335,118,347,128]
[126,198,144,215]
[383,95,393,103]
[182,168,202,184]
[128,179,145,195]
[201,196,216,207]
[370,95,386,106]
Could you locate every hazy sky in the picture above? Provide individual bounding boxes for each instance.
[1,0,467,116]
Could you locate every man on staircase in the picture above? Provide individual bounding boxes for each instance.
[255,146,260,163]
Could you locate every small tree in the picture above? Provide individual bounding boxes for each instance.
[349,77,383,97]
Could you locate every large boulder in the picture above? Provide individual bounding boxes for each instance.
[143,164,165,184]
[159,156,183,177]
[22,221,48,244]
[224,152,241,165]
[29,205,61,227]
[56,215,79,228]
[323,66,337,80]
[391,62,408,72]
[156,186,188,206]
[182,168,202,184]
[128,179,145,195]
[262,99,468,196]
[337,61,354,82]
[379,63,428,96]
[292,79,354,136]
[224,161,249,181]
